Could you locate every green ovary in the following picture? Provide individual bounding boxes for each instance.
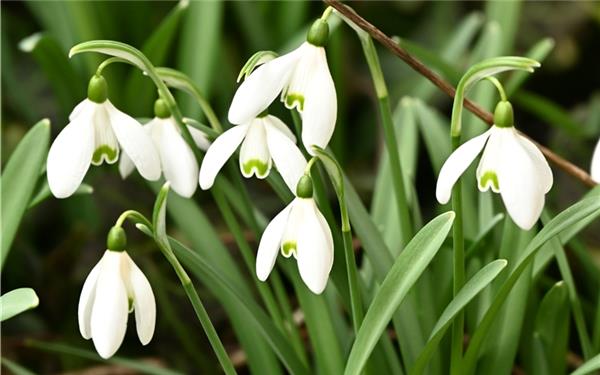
[479,171,500,192]
[92,145,118,165]
[242,159,269,178]
[285,93,304,111]
[281,241,297,257]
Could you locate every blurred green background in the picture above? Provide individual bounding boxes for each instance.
[2,1,600,373]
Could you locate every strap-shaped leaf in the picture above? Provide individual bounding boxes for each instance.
[0,288,39,322]
[345,212,455,375]
[1,119,50,269]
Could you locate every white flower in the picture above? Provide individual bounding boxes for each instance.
[228,41,337,154]
[78,250,156,359]
[436,125,553,230]
[256,196,334,294]
[199,114,307,192]
[119,116,209,198]
[47,98,161,198]
[591,138,600,182]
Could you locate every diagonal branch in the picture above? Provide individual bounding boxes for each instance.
[325,0,596,188]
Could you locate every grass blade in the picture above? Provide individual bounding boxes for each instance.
[0,288,39,321]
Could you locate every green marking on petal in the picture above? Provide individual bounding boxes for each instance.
[479,171,500,192]
[92,145,118,165]
[285,93,304,111]
[281,241,297,258]
[128,297,134,313]
[242,159,270,178]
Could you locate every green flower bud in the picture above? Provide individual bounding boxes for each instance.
[87,75,108,104]
[494,101,514,128]
[107,226,127,252]
[296,175,314,198]
[307,19,329,47]
[154,98,171,119]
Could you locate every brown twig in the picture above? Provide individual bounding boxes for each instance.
[325,0,597,188]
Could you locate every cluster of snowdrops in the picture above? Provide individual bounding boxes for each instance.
[44,10,600,361]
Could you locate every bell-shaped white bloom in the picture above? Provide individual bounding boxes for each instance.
[228,41,336,154]
[591,138,600,182]
[436,125,553,230]
[47,98,161,198]
[256,196,334,294]
[78,250,156,359]
[119,116,209,198]
[199,114,307,192]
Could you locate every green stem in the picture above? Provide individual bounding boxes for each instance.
[450,135,465,375]
[359,35,412,247]
[342,228,363,333]
[115,210,152,229]
[157,241,237,375]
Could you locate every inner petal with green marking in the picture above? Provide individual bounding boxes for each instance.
[478,170,500,193]
[242,159,270,178]
[239,120,271,178]
[284,93,304,112]
[281,241,297,258]
[92,145,119,165]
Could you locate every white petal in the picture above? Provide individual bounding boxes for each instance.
[228,48,302,125]
[476,126,503,193]
[199,124,249,190]
[78,257,103,340]
[69,98,93,121]
[301,47,337,153]
[90,251,129,359]
[47,105,95,199]
[281,198,303,258]
[295,199,334,294]
[91,105,119,165]
[264,115,296,142]
[105,100,161,181]
[515,131,553,194]
[118,152,136,179]
[435,129,491,204]
[188,125,212,151]
[256,204,292,281]
[123,253,156,346]
[239,119,272,179]
[157,119,199,198]
[497,130,545,230]
[593,138,600,183]
[264,118,307,192]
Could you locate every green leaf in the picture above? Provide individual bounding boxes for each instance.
[124,0,189,116]
[26,340,182,375]
[1,357,36,375]
[413,99,451,173]
[1,119,50,269]
[176,0,223,119]
[152,182,171,250]
[345,212,455,375]
[0,288,39,321]
[533,282,570,375]
[462,195,600,375]
[19,32,83,116]
[572,353,600,375]
[410,259,508,375]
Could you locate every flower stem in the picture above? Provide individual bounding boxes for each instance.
[359,35,413,247]
[450,135,465,375]
[157,240,237,375]
[486,77,508,102]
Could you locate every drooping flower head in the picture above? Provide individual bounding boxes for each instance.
[199,112,306,193]
[436,101,553,230]
[256,175,334,294]
[78,227,155,359]
[119,99,209,198]
[228,19,337,154]
[47,75,160,198]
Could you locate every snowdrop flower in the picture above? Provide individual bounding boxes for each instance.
[199,112,306,192]
[436,101,553,230]
[228,19,336,154]
[256,175,334,294]
[119,99,209,198]
[47,75,160,198]
[591,138,600,182]
[78,227,155,359]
